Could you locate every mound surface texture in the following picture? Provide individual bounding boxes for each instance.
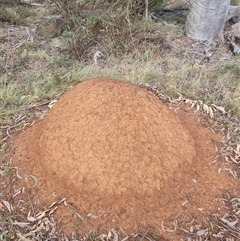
[40,78,195,193]
[13,78,238,237]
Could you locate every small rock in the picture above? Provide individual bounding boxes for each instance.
[36,17,65,38]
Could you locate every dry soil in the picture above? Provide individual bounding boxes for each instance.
[12,77,239,238]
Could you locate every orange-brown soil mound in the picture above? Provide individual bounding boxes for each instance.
[13,78,239,237]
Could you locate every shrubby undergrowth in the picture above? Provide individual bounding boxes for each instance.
[54,0,166,58]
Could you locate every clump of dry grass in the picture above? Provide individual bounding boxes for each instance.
[0,5,38,24]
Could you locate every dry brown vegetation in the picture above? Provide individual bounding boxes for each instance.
[0,0,240,240]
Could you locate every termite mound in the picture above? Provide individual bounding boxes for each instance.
[13,77,237,236]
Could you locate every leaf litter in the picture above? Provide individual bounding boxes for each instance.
[140,83,240,240]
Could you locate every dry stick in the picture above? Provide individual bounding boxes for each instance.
[137,231,156,241]
[145,0,149,21]
[16,232,31,241]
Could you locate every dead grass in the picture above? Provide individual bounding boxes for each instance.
[0,5,38,24]
[0,0,240,240]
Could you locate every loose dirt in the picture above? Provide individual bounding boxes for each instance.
[12,77,239,239]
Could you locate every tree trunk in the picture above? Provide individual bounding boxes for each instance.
[186,0,231,41]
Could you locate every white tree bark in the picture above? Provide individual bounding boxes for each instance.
[186,0,231,41]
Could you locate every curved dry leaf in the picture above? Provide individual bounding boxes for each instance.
[121,236,129,241]
[108,229,118,241]
[191,101,196,108]
[63,200,68,206]
[25,223,44,237]
[28,175,38,188]
[48,201,58,208]
[196,229,208,236]
[16,168,22,179]
[209,106,214,118]
[48,100,57,109]
[220,214,238,227]
[27,216,36,222]
[212,232,225,238]
[107,230,112,240]
[224,156,229,162]
[230,197,240,203]
[74,212,84,221]
[36,211,46,220]
[211,104,226,114]
[203,103,209,114]
[164,226,177,233]
[180,228,190,233]
[229,155,240,164]
[237,144,240,152]
[181,200,188,206]
[49,206,59,216]
[86,213,100,219]
[58,197,66,204]
[196,104,200,111]
[12,221,30,227]
[16,232,32,241]
[12,187,23,198]
[1,200,12,212]
[98,234,107,241]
